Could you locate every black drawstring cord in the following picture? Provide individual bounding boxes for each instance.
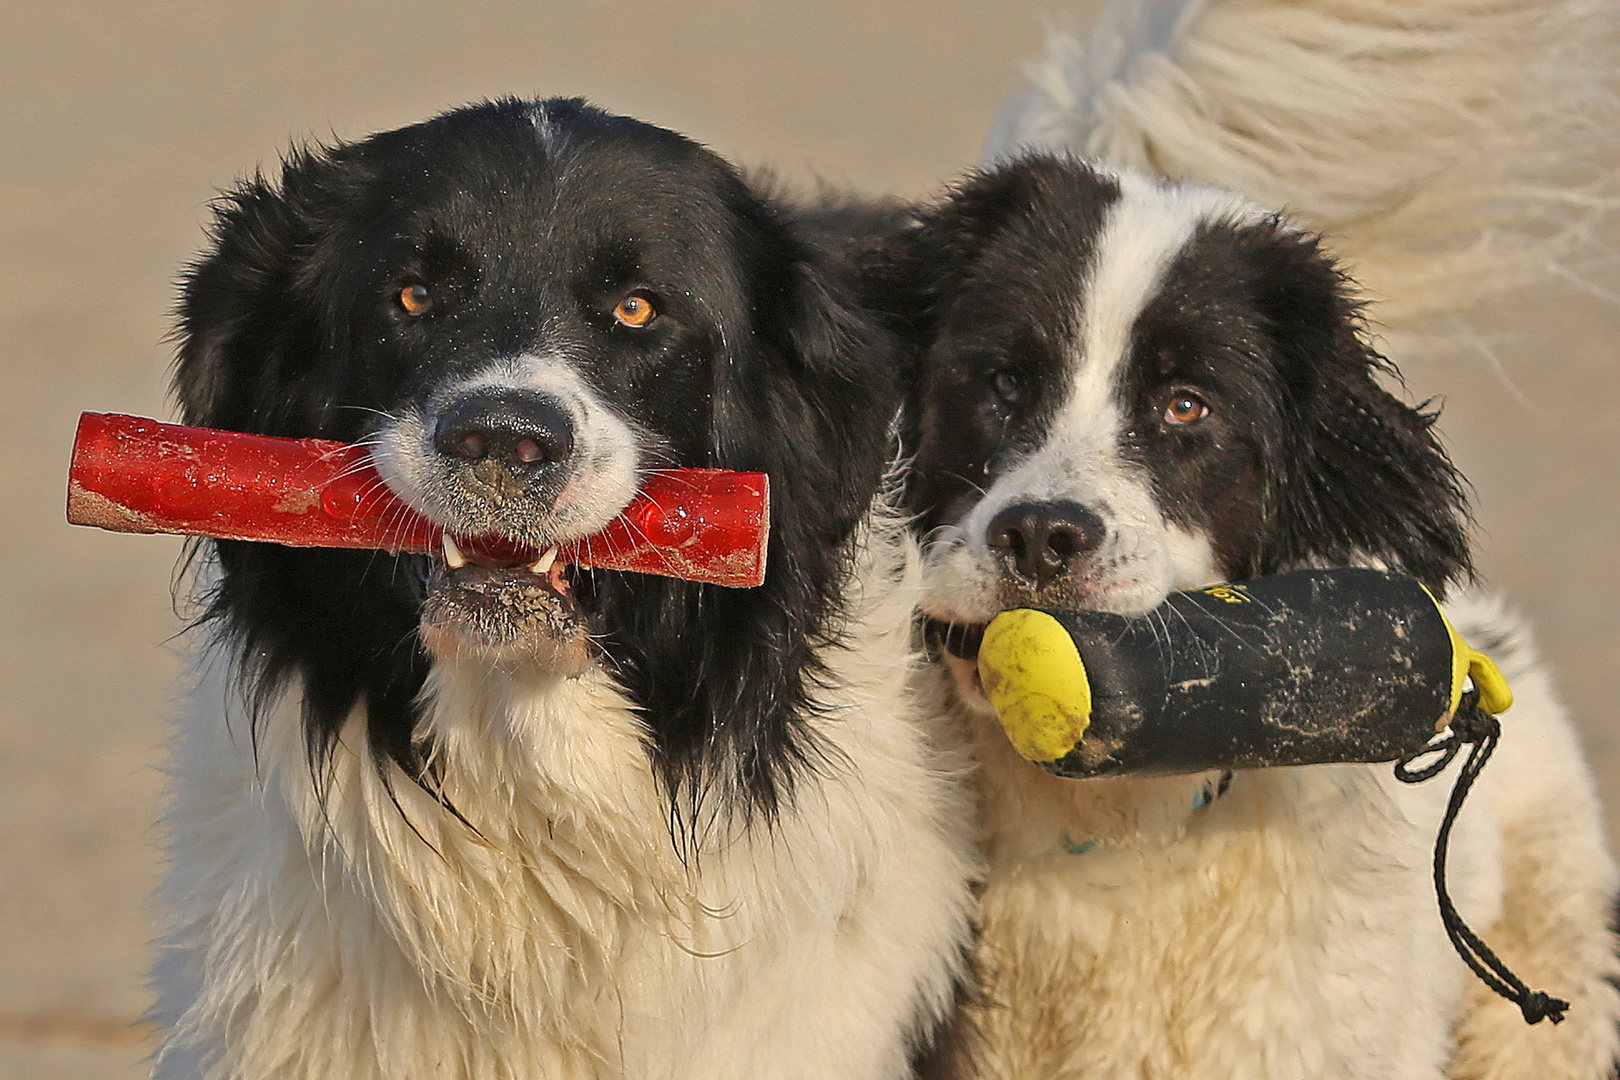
[1394,692,1569,1026]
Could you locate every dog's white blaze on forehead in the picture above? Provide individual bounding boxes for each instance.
[1054,171,1262,448]
[528,102,567,156]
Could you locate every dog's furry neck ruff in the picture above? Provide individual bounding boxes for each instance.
[157,505,976,1079]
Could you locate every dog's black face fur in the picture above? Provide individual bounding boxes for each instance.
[862,156,1470,641]
[177,98,897,815]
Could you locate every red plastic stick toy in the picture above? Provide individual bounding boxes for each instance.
[66,412,769,588]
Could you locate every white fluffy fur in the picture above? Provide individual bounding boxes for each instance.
[152,502,978,1080]
[1446,594,1620,1080]
[944,2,1620,1075]
[987,0,1620,332]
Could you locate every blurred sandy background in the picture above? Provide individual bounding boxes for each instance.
[1,3,1614,1077]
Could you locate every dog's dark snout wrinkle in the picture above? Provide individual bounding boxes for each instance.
[433,390,575,473]
[987,500,1105,586]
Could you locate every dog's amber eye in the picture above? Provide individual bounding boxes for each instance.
[1164,391,1210,425]
[398,283,433,316]
[613,294,657,328]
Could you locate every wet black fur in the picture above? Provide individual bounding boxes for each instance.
[860,154,1473,595]
[174,97,899,819]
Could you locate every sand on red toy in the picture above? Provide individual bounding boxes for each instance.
[66,412,769,588]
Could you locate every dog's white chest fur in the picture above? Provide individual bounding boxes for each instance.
[152,527,975,1080]
[967,751,1480,1077]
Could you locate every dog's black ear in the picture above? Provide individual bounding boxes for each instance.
[860,160,1057,343]
[849,165,1039,502]
[175,149,340,436]
[1245,224,1473,594]
[590,192,902,829]
[862,154,1119,333]
[174,148,432,793]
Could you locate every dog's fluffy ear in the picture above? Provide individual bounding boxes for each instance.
[861,160,1062,339]
[1245,224,1473,594]
[865,154,1117,324]
[591,196,902,828]
[174,150,340,435]
[851,167,1029,486]
[174,149,431,791]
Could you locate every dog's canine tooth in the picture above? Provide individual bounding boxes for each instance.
[441,532,468,570]
[529,546,559,575]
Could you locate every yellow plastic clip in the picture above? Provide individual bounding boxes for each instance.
[1467,648,1513,716]
[1424,585,1514,719]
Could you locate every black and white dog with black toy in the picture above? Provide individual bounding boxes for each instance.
[866,154,1620,1079]
[152,98,976,1080]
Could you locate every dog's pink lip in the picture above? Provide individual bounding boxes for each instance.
[922,583,1123,666]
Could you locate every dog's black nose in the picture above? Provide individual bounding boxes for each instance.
[986,500,1105,585]
[433,390,574,472]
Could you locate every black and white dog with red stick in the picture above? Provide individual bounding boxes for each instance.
[152,98,977,1080]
